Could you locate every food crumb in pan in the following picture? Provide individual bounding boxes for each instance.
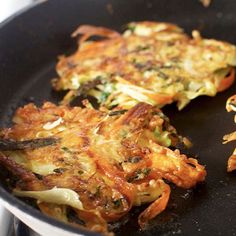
[200,0,211,7]
[180,192,191,200]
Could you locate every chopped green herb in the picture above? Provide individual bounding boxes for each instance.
[127,24,136,32]
[53,168,67,174]
[99,91,111,103]
[97,81,116,103]
[108,109,128,116]
[175,77,183,83]
[127,156,142,163]
[127,168,151,182]
[135,45,150,51]
[113,198,123,208]
[78,170,84,175]
[133,62,147,70]
[154,127,172,147]
[0,137,59,151]
[121,130,128,138]
[131,58,137,64]
[158,71,169,80]
[94,186,101,197]
[143,168,151,176]
[127,170,141,183]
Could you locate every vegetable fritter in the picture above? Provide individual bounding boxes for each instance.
[53,21,236,110]
[223,95,236,172]
[0,102,206,235]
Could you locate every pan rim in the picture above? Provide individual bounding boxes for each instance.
[0,0,45,29]
[0,185,99,236]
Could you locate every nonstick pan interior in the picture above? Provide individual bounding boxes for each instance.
[0,0,236,235]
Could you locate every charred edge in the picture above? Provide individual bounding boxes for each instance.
[0,153,38,183]
[121,103,152,125]
[0,137,59,151]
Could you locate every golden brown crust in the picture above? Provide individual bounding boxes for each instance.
[0,152,44,190]
[0,102,206,234]
[138,181,170,229]
[53,22,236,110]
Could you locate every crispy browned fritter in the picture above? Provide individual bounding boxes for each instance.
[0,102,206,234]
[53,21,236,110]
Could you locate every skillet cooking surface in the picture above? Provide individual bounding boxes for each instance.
[0,0,236,235]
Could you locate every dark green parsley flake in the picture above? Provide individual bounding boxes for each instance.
[158,71,169,80]
[113,198,123,208]
[61,146,73,154]
[127,168,151,182]
[78,170,84,175]
[99,91,111,103]
[135,45,150,51]
[143,168,151,176]
[94,186,101,197]
[108,109,128,116]
[53,168,67,174]
[133,62,147,70]
[0,137,58,151]
[127,25,136,32]
[121,130,128,138]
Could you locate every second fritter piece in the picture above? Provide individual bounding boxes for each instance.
[0,102,205,235]
[223,95,236,172]
[53,21,236,110]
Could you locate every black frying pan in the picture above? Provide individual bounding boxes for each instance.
[0,0,236,235]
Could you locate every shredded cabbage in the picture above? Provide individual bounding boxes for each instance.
[14,187,83,210]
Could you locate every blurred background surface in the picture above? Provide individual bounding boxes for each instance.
[0,0,38,23]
